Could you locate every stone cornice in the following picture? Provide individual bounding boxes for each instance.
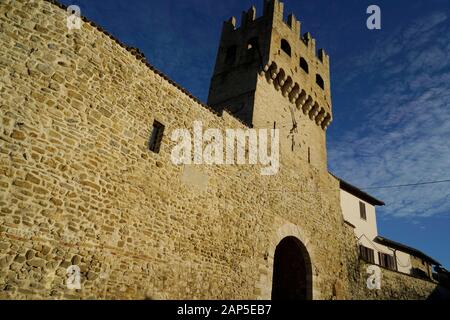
[262,61,333,130]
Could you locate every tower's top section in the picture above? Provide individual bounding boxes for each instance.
[222,0,330,67]
[208,0,332,129]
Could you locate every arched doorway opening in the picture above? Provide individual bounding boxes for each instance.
[271,236,312,300]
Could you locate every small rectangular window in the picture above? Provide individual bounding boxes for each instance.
[225,45,237,65]
[359,245,375,264]
[378,252,396,271]
[149,120,164,153]
[359,201,367,220]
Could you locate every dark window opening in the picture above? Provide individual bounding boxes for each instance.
[316,74,325,89]
[281,39,291,57]
[378,252,396,271]
[359,201,367,220]
[300,57,309,74]
[246,37,258,60]
[307,147,311,164]
[359,245,375,264]
[225,45,237,65]
[412,267,429,279]
[247,37,258,50]
[149,120,165,153]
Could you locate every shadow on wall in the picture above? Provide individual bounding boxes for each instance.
[427,285,450,301]
[428,268,450,300]
[434,268,450,287]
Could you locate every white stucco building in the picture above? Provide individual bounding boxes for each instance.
[336,176,440,280]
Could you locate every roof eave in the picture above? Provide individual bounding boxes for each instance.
[375,236,441,266]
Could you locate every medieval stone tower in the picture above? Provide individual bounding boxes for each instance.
[208,0,333,171]
[1,0,401,300]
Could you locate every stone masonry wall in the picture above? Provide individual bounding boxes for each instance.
[253,74,328,171]
[0,0,354,300]
[352,262,439,300]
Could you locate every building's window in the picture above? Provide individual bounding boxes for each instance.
[378,252,396,271]
[300,57,309,74]
[225,45,237,65]
[359,201,367,220]
[281,39,291,57]
[411,267,428,279]
[359,245,375,264]
[316,74,325,89]
[247,37,258,50]
[246,37,258,60]
[307,147,311,164]
[149,120,165,153]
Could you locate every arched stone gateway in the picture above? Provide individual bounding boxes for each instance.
[255,223,318,300]
[271,236,313,300]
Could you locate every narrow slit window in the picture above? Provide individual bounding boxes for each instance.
[281,39,291,57]
[359,201,367,220]
[316,74,325,89]
[225,45,237,65]
[149,120,165,153]
[300,57,309,74]
[246,37,258,60]
[247,37,258,51]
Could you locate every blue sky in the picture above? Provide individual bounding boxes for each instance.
[60,0,450,269]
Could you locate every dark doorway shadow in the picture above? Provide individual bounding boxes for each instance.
[271,236,313,300]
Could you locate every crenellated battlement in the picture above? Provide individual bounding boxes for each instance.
[222,0,329,65]
[241,6,257,29]
[263,0,284,18]
[287,13,301,35]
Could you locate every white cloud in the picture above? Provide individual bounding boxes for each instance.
[329,12,450,219]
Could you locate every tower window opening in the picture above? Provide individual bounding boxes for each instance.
[247,37,258,50]
[359,201,367,220]
[246,37,259,61]
[225,45,237,65]
[300,57,309,74]
[281,39,291,57]
[149,120,165,153]
[316,74,325,89]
